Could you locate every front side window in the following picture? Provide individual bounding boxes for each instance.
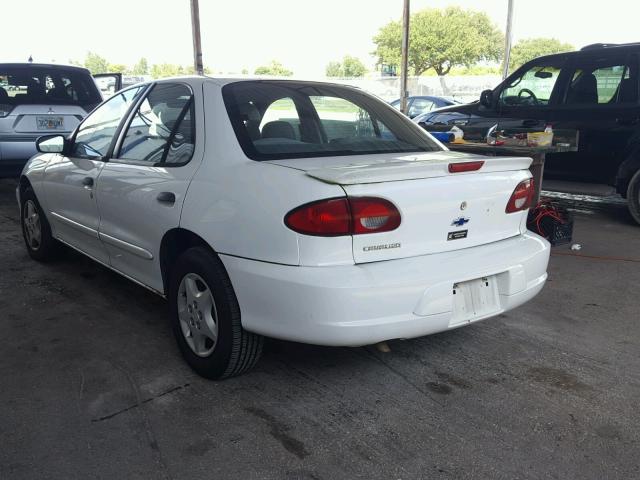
[500,64,562,107]
[223,81,439,161]
[72,86,143,159]
[564,57,637,105]
[117,83,194,165]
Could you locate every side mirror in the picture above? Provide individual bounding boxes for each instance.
[36,135,66,154]
[480,89,494,108]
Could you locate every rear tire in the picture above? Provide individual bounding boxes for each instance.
[169,247,264,379]
[20,188,59,262]
[627,169,640,225]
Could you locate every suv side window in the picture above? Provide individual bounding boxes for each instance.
[72,86,143,159]
[499,64,562,107]
[117,83,194,165]
[564,56,637,105]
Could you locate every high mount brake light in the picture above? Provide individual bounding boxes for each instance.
[506,178,535,213]
[448,161,484,173]
[285,197,401,236]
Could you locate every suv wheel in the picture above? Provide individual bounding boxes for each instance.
[169,247,264,379]
[627,169,640,225]
[20,188,59,261]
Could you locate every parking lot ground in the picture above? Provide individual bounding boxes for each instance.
[0,177,639,480]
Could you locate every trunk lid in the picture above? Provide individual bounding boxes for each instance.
[269,151,532,263]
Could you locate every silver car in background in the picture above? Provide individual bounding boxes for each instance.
[0,63,120,174]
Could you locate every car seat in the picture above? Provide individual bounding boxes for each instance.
[261,121,296,140]
[566,72,598,104]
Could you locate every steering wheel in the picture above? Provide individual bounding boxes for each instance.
[518,88,539,105]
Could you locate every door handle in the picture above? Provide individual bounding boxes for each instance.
[522,119,540,127]
[157,192,176,204]
[82,177,94,187]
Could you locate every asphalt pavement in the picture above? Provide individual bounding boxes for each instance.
[0,177,638,480]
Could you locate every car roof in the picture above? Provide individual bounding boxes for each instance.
[521,42,640,66]
[0,62,92,73]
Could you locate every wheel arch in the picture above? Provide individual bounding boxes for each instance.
[616,146,640,197]
[18,175,33,198]
[159,228,220,295]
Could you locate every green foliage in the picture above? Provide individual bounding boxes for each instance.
[254,60,293,77]
[342,55,366,77]
[373,7,503,76]
[325,56,367,78]
[508,38,574,71]
[108,64,129,74]
[150,64,188,78]
[83,52,110,74]
[131,58,149,75]
[325,61,343,77]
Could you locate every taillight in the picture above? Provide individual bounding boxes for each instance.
[506,178,535,213]
[285,197,401,236]
[448,161,484,173]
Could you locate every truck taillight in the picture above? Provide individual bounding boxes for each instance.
[285,197,401,236]
[506,178,535,213]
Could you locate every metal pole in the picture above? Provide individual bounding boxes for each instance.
[502,0,514,79]
[190,0,204,75]
[400,0,410,114]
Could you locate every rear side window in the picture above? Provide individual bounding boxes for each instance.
[222,81,439,161]
[117,83,194,165]
[0,65,102,111]
[564,57,637,105]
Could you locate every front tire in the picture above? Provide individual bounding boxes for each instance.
[627,169,640,225]
[20,188,59,261]
[169,247,264,379]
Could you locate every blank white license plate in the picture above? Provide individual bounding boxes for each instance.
[36,116,64,130]
[450,276,500,326]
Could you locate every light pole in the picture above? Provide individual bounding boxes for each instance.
[502,0,514,79]
[400,0,410,114]
[191,0,204,75]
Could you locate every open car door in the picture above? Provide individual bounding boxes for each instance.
[92,73,123,99]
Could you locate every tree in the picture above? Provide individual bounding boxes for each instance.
[325,56,367,78]
[254,60,293,77]
[108,64,129,74]
[132,57,149,75]
[150,63,187,79]
[509,38,574,71]
[342,56,366,77]
[83,52,110,74]
[373,7,503,77]
[325,61,343,77]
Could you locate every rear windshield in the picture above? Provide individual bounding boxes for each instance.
[222,81,440,161]
[0,66,101,111]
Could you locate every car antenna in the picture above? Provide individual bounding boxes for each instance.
[28,55,33,63]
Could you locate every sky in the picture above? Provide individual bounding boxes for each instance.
[5,0,640,77]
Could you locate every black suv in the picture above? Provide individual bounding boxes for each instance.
[417,43,640,224]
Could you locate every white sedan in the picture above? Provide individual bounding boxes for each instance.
[17,77,550,379]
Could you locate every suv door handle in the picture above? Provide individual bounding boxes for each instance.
[616,118,640,126]
[82,177,94,187]
[157,192,176,204]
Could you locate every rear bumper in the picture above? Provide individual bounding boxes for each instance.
[0,136,39,161]
[221,232,551,346]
